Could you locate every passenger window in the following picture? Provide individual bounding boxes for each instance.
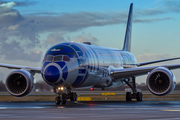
[54,56,62,61]
[46,56,53,62]
[63,56,70,61]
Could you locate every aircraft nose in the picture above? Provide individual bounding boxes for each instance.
[44,65,60,83]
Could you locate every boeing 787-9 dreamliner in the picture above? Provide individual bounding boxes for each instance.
[0,3,180,105]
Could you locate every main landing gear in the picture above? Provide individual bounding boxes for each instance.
[123,77,143,101]
[54,87,77,105]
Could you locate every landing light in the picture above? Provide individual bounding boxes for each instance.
[58,87,64,91]
[61,87,64,90]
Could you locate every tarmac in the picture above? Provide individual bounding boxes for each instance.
[0,101,180,119]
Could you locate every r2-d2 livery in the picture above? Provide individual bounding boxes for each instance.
[42,42,136,88]
[42,41,137,104]
[0,3,180,105]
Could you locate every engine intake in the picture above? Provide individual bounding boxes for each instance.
[5,69,35,97]
[146,67,176,96]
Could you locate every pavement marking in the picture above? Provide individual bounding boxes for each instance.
[148,118,180,120]
[77,97,92,101]
[102,93,116,95]
[162,109,180,112]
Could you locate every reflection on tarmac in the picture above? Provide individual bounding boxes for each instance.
[1,101,180,109]
[0,101,180,119]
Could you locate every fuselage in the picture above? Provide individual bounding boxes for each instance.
[41,42,137,89]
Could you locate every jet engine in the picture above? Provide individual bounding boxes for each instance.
[146,67,176,96]
[5,69,35,97]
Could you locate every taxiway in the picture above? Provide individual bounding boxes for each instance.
[0,101,180,119]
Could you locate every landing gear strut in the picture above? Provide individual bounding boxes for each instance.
[54,87,77,105]
[123,77,143,101]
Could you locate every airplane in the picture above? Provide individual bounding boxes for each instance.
[0,3,180,105]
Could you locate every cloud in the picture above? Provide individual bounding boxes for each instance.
[0,1,23,28]
[0,1,179,63]
[75,34,98,45]
[134,17,173,23]
[45,32,98,46]
[0,1,37,7]
[135,0,180,17]
[164,0,180,13]
[135,8,166,17]
[15,1,37,7]
[24,12,127,32]
[26,12,61,16]
[0,40,42,62]
[45,32,66,46]
[8,24,19,30]
[28,50,43,62]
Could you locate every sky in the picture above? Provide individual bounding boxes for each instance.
[0,0,180,84]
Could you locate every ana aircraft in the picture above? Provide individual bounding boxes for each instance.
[0,3,180,105]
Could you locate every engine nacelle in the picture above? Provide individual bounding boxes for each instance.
[5,69,35,97]
[146,67,176,96]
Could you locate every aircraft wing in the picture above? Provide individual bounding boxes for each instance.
[0,63,41,73]
[136,57,180,66]
[110,64,180,79]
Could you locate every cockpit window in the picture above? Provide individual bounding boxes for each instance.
[63,56,70,61]
[46,55,53,62]
[44,55,70,62]
[54,56,63,61]
[43,56,47,62]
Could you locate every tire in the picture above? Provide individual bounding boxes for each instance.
[126,92,132,101]
[70,93,73,101]
[55,96,61,105]
[73,93,77,101]
[62,98,67,105]
[70,92,77,101]
[137,92,143,101]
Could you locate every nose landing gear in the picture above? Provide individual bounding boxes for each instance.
[54,87,77,105]
[55,96,61,105]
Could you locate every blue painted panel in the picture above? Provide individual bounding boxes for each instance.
[79,69,86,74]
[62,66,68,80]
[43,62,51,68]
[77,71,89,86]
[44,65,60,83]
[61,42,71,45]
[70,44,81,52]
[72,76,84,87]
[56,62,66,68]
[70,44,83,57]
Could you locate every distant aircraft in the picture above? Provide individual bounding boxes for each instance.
[0,3,180,105]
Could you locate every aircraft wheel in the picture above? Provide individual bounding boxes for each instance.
[70,92,77,101]
[55,96,61,105]
[136,92,143,101]
[126,92,132,101]
[62,98,67,105]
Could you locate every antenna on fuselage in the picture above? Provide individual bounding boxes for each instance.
[122,3,133,52]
